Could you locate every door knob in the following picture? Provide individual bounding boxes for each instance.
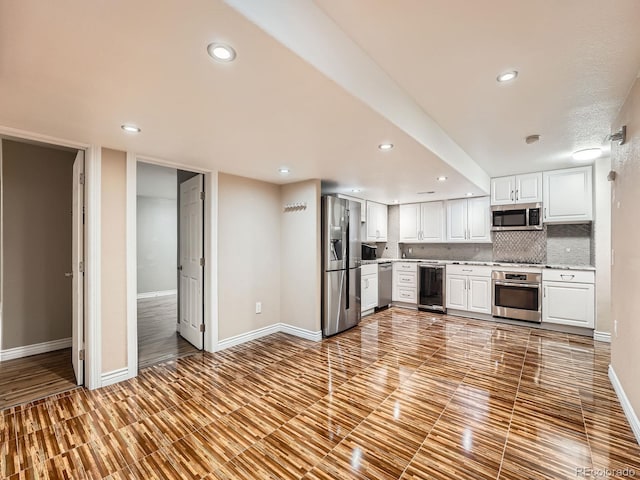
[64,272,73,278]
[178,265,183,271]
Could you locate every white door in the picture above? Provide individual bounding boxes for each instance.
[446,275,467,310]
[72,150,84,385]
[490,176,515,205]
[467,276,491,314]
[179,175,204,349]
[446,199,468,242]
[516,172,542,204]
[399,203,420,242]
[421,201,445,242]
[467,197,491,243]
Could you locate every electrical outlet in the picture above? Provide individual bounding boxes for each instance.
[255,302,262,314]
[408,248,412,254]
[565,247,571,253]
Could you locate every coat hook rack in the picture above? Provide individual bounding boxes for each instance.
[284,201,307,212]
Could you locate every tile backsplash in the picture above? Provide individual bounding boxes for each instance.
[546,224,592,265]
[493,228,547,264]
[401,243,493,261]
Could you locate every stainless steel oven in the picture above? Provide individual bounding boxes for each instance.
[492,270,542,322]
[491,203,542,231]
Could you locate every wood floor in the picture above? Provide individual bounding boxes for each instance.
[138,295,200,369]
[2,308,639,479]
[0,348,78,411]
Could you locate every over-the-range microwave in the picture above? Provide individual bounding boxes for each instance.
[491,203,543,231]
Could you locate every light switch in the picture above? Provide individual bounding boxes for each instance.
[256,302,262,314]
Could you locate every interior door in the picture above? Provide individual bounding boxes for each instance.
[72,150,84,385]
[179,174,204,349]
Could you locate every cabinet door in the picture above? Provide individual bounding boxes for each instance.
[420,201,445,242]
[542,281,594,328]
[516,172,542,204]
[491,176,515,205]
[399,203,420,242]
[446,199,468,242]
[446,274,467,310]
[543,166,593,223]
[362,273,379,312]
[467,276,491,314]
[366,201,380,241]
[467,197,491,243]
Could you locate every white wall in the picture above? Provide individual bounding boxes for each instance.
[136,163,177,294]
[594,156,612,335]
[217,173,282,340]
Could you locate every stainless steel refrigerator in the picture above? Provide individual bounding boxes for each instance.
[321,196,361,337]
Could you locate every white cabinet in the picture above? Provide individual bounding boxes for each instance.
[445,265,492,314]
[361,264,379,314]
[491,172,542,205]
[543,166,593,223]
[366,201,388,242]
[399,201,445,243]
[392,262,417,304]
[542,269,595,328]
[446,197,491,243]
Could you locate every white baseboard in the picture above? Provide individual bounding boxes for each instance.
[216,323,322,351]
[279,323,323,342]
[0,337,72,362]
[101,367,130,387]
[137,289,177,300]
[594,331,611,343]
[609,365,640,445]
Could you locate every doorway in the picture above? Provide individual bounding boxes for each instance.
[0,138,84,409]
[136,163,203,369]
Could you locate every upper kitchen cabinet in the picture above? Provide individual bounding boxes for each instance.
[366,201,388,242]
[399,201,445,243]
[446,197,491,243]
[491,172,542,205]
[543,166,593,223]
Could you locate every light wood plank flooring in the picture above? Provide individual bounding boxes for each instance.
[138,294,200,369]
[0,348,78,410]
[2,308,639,479]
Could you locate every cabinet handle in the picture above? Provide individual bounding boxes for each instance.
[515,189,519,201]
[544,287,547,298]
[365,278,369,289]
[544,208,547,219]
[560,274,575,280]
[462,269,473,272]
[511,190,514,201]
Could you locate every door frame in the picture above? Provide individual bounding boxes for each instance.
[0,125,101,390]
[126,153,218,379]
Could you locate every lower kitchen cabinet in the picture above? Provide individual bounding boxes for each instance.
[392,262,417,304]
[542,269,595,328]
[361,264,378,313]
[445,265,492,314]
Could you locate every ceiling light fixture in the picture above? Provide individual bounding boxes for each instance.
[572,148,602,161]
[351,188,361,193]
[278,167,290,174]
[121,124,141,133]
[207,43,236,62]
[437,176,447,182]
[378,143,394,151]
[497,70,518,83]
[466,192,474,197]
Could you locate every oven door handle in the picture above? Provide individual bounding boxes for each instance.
[494,281,539,288]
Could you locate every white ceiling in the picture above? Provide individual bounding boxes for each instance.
[0,1,638,204]
[137,163,177,200]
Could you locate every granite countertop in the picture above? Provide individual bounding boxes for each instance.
[361,258,595,271]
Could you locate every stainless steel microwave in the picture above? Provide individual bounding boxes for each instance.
[491,203,543,231]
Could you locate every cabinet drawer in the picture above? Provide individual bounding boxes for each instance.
[542,269,594,284]
[446,264,492,277]
[396,288,417,303]
[361,264,378,276]
[396,272,416,286]
[394,262,417,273]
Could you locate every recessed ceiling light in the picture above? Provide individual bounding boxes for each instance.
[207,43,236,62]
[466,192,474,197]
[278,167,290,174]
[437,176,447,182]
[121,124,141,133]
[392,199,399,204]
[572,148,602,161]
[351,188,361,193]
[497,70,518,83]
[378,143,394,151]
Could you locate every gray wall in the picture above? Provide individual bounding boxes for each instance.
[1,140,75,349]
[136,196,177,294]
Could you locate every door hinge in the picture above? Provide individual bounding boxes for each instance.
[200,257,205,267]
[200,191,205,201]
[79,349,85,361]
[199,324,205,333]
[79,261,84,273]
[79,173,85,185]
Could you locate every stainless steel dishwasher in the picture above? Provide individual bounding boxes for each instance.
[378,262,392,309]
